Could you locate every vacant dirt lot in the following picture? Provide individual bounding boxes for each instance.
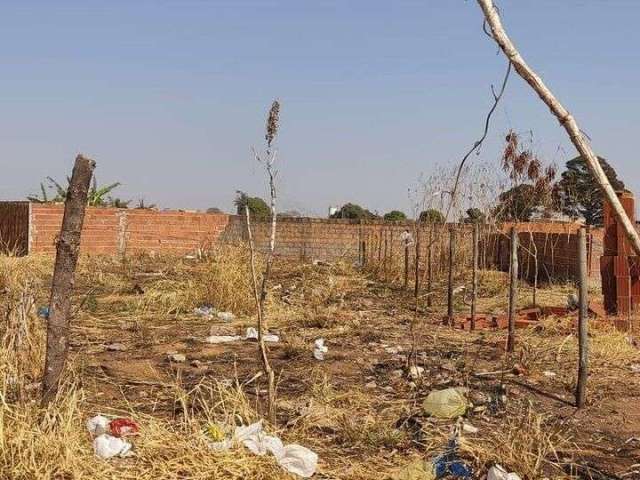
[1,248,639,479]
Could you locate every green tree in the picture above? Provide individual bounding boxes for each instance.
[27,176,121,206]
[330,203,378,220]
[463,208,486,224]
[555,155,625,225]
[419,209,445,223]
[495,184,540,221]
[383,210,407,221]
[234,191,270,219]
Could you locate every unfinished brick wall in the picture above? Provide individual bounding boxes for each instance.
[0,201,608,284]
[27,204,230,256]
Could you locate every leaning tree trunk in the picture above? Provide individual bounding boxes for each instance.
[41,155,95,406]
[477,0,640,257]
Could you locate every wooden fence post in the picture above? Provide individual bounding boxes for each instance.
[507,226,518,353]
[447,225,456,324]
[427,227,434,307]
[404,233,409,289]
[471,223,479,331]
[576,227,589,408]
[42,155,95,406]
[414,226,421,298]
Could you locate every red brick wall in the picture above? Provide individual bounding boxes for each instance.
[28,204,229,256]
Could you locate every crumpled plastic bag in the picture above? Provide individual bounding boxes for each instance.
[392,460,436,480]
[313,338,328,360]
[487,464,522,480]
[86,415,110,436]
[109,418,140,437]
[422,388,467,419]
[234,421,318,478]
[93,433,133,459]
[217,311,236,322]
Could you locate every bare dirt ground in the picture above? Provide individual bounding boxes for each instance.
[2,250,640,479]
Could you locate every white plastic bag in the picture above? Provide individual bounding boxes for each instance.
[93,434,132,459]
[234,421,318,477]
[86,415,110,436]
[488,464,522,480]
[313,338,328,360]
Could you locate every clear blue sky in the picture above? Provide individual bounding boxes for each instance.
[1,1,639,216]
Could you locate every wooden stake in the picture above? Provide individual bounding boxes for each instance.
[414,226,420,298]
[427,227,433,308]
[507,226,518,353]
[42,155,95,406]
[404,232,409,289]
[471,223,479,331]
[576,227,589,408]
[447,226,455,324]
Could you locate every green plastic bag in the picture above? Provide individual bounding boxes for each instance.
[422,388,467,419]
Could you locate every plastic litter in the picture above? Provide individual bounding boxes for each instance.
[37,306,50,319]
[109,418,140,437]
[87,415,136,459]
[313,338,328,360]
[462,422,478,434]
[431,438,472,478]
[87,415,110,436]
[487,464,522,480]
[217,311,236,322]
[206,335,242,344]
[630,364,640,373]
[245,327,280,343]
[233,421,317,478]
[93,433,133,459]
[400,230,414,246]
[409,366,424,379]
[194,305,215,317]
[168,353,186,362]
[543,371,557,377]
[422,388,467,419]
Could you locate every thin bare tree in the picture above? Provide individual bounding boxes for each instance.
[42,155,95,406]
[245,100,280,423]
[477,0,640,257]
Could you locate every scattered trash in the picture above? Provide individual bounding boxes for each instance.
[462,422,478,434]
[423,388,467,419]
[631,364,640,374]
[431,438,472,478]
[400,230,414,246]
[194,305,215,317]
[109,418,140,437]
[245,327,279,343]
[393,460,435,480]
[452,285,466,296]
[543,371,557,377]
[37,306,50,319]
[212,421,318,478]
[313,338,328,360]
[87,415,111,436]
[105,343,127,352]
[217,311,236,322]
[409,366,425,379]
[167,353,186,362]
[567,293,579,311]
[87,415,136,459]
[488,464,522,480]
[206,335,242,344]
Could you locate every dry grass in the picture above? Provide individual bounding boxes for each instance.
[0,246,638,479]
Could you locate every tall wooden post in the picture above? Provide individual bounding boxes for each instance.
[576,227,589,408]
[427,227,434,307]
[414,226,421,298]
[447,226,456,324]
[471,223,479,331]
[42,155,95,405]
[507,227,518,353]
[404,236,409,289]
